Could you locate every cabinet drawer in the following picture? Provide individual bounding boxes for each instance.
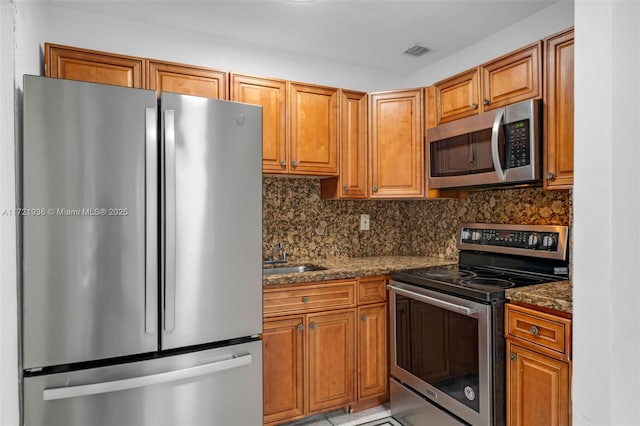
[357,276,387,304]
[264,280,356,317]
[505,304,571,360]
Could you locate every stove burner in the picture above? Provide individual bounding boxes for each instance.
[418,268,476,280]
[507,276,548,285]
[459,278,515,289]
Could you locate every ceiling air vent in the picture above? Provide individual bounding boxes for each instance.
[403,44,430,57]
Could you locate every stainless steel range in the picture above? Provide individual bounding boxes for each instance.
[388,223,569,426]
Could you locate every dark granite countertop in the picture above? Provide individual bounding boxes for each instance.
[505,280,572,314]
[262,256,455,286]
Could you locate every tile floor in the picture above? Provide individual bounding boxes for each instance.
[281,404,402,426]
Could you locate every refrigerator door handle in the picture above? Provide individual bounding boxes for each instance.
[163,109,176,333]
[42,352,253,401]
[145,107,158,335]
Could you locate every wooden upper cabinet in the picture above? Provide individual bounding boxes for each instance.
[433,42,541,124]
[231,74,287,174]
[370,89,424,198]
[481,41,542,111]
[148,60,227,99]
[544,28,575,190]
[44,43,144,88]
[434,68,480,124]
[288,83,339,176]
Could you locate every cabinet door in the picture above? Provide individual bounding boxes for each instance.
[507,341,570,426]
[44,43,144,88]
[481,42,542,111]
[263,316,305,425]
[370,89,424,198]
[339,90,369,198]
[307,310,356,413]
[289,83,339,175]
[544,28,575,189]
[357,303,388,400]
[231,74,288,174]
[148,60,227,99]
[434,68,480,124]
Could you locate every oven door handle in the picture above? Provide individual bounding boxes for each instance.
[387,284,478,315]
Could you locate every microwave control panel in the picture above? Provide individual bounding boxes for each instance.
[505,119,531,169]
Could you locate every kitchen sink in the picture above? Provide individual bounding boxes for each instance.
[262,264,328,276]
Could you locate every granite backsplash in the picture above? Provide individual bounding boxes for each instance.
[263,177,572,262]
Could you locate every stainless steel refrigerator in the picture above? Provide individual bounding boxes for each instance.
[20,75,263,426]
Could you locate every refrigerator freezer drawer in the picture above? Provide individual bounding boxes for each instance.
[23,340,262,426]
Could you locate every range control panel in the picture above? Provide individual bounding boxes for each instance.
[458,223,569,261]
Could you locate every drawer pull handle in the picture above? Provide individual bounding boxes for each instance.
[530,325,539,336]
[310,322,317,330]
[297,323,303,332]
[302,296,309,303]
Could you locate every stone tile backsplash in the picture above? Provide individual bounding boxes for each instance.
[263,177,572,262]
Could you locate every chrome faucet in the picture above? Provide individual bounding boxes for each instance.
[264,242,288,265]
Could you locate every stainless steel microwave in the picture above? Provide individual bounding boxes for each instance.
[428,99,541,189]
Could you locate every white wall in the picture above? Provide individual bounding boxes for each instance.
[407,0,575,86]
[0,0,18,424]
[573,1,640,424]
[14,2,409,93]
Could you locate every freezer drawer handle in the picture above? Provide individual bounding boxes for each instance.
[42,352,253,401]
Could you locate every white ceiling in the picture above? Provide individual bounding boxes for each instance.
[50,0,560,76]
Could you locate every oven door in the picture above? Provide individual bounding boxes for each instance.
[388,280,493,426]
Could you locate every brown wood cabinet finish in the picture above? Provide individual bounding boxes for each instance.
[434,42,541,124]
[507,342,570,426]
[263,280,356,318]
[44,43,144,88]
[357,276,387,305]
[307,309,356,414]
[544,28,575,189]
[434,69,481,124]
[148,60,227,99]
[369,89,424,198]
[505,303,571,426]
[481,42,542,110]
[288,83,339,176]
[321,90,369,199]
[357,303,387,401]
[231,74,288,174]
[263,315,305,425]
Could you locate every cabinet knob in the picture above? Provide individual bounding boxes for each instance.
[280,160,287,167]
[372,185,379,193]
[310,322,317,330]
[509,352,516,361]
[297,323,304,331]
[291,160,298,168]
[530,325,539,336]
[343,185,349,192]
[546,172,555,180]
[360,314,368,321]
[483,99,489,106]
[471,103,478,110]
[302,296,309,303]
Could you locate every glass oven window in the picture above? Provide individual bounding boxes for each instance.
[395,294,480,412]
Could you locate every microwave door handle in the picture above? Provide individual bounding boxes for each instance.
[491,109,507,181]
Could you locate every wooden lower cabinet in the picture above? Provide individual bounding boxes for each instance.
[263,316,305,425]
[263,277,388,425]
[307,310,356,413]
[357,303,388,402]
[505,303,571,426]
[507,342,570,426]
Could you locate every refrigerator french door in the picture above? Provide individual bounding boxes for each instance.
[21,75,263,426]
